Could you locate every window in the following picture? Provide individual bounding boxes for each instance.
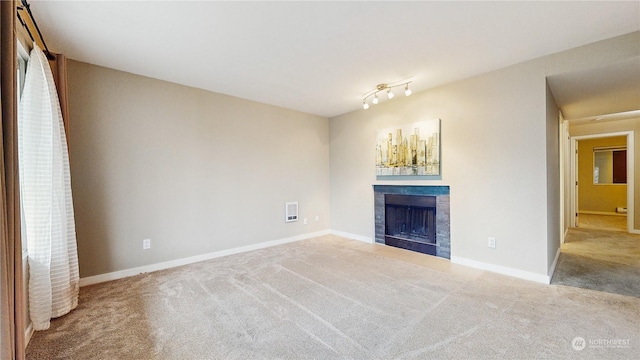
[593,147,627,184]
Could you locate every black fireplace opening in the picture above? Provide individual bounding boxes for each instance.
[384,194,437,255]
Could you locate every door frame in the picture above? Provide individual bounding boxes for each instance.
[569,135,578,228]
[570,131,636,233]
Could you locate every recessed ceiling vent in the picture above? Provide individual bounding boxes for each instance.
[285,202,298,222]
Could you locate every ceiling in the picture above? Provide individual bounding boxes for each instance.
[547,58,640,121]
[29,1,640,118]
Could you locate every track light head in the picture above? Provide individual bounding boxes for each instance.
[363,101,370,110]
[372,93,379,105]
[404,84,412,96]
[387,89,394,99]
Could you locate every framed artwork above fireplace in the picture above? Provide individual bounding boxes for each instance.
[375,119,440,176]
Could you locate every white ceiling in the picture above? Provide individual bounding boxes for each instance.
[547,58,640,120]
[30,1,640,118]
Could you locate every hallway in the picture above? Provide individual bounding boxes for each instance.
[578,213,627,232]
[551,227,640,297]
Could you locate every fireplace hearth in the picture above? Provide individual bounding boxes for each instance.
[374,185,450,259]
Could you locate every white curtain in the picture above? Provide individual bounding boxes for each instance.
[18,45,78,331]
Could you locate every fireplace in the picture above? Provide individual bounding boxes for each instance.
[374,185,450,259]
[385,194,437,255]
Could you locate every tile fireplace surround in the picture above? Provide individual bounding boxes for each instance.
[373,185,450,259]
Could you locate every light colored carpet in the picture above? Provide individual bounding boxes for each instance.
[578,214,627,232]
[27,235,639,359]
[551,228,640,297]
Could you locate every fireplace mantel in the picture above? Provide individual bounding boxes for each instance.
[373,185,449,196]
[373,185,450,259]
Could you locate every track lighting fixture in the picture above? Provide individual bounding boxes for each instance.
[362,80,412,110]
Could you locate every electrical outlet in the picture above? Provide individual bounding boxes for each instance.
[315,215,320,222]
[488,237,496,249]
[143,239,151,250]
[303,218,308,225]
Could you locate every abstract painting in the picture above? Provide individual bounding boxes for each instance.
[376,119,440,176]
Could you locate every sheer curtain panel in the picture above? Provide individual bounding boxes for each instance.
[18,44,78,331]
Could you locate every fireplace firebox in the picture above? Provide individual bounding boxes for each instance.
[385,194,437,255]
[374,185,450,259]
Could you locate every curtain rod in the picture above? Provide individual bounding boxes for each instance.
[17,0,55,60]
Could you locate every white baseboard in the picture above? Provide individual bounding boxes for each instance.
[330,232,551,283]
[548,247,561,280]
[451,256,550,284]
[578,210,626,217]
[24,322,33,347]
[79,230,331,287]
[630,229,640,234]
[329,230,373,244]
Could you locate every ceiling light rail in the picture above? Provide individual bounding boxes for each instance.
[362,80,412,109]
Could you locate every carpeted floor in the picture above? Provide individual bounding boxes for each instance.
[578,213,627,232]
[551,228,640,297]
[27,235,639,359]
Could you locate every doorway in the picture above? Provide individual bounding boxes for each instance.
[547,58,640,295]
[554,130,639,297]
[570,131,635,234]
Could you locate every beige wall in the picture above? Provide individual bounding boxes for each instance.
[66,31,639,280]
[329,32,639,278]
[330,62,550,276]
[577,136,627,214]
[68,61,330,278]
[570,118,640,230]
